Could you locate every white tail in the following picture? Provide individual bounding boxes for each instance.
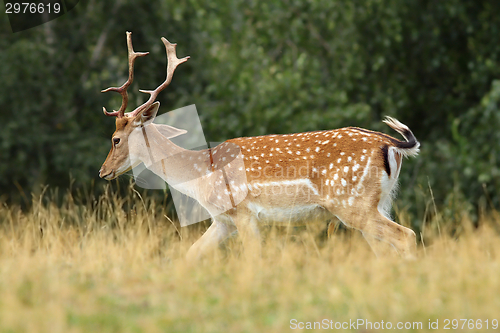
[99,32,420,260]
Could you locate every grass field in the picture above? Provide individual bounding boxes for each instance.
[0,185,499,333]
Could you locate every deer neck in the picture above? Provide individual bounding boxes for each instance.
[131,124,210,195]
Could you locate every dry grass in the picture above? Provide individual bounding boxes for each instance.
[0,185,499,333]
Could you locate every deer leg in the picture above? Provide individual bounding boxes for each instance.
[360,212,416,259]
[327,206,416,259]
[234,211,262,260]
[186,220,236,262]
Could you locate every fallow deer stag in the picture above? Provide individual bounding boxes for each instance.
[99,32,420,260]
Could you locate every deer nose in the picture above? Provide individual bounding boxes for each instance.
[99,168,114,179]
[99,168,107,178]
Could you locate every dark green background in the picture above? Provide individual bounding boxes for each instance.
[1,0,500,230]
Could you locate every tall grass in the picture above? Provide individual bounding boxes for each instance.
[0,184,499,332]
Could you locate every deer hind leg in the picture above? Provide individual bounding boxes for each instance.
[333,209,416,259]
[326,202,416,259]
[186,220,236,262]
[358,148,416,258]
[360,210,416,259]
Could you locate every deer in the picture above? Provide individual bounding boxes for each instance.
[99,32,420,261]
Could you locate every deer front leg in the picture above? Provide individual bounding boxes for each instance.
[186,220,236,262]
[234,210,262,261]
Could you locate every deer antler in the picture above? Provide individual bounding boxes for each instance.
[101,32,189,119]
[129,37,190,118]
[101,31,149,118]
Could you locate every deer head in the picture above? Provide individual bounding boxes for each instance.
[99,32,189,180]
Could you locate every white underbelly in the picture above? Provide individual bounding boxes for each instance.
[247,202,331,226]
[215,202,332,226]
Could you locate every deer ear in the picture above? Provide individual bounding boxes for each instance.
[134,101,161,126]
[156,124,188,139]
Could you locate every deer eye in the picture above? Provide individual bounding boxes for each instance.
[113,137,121,146]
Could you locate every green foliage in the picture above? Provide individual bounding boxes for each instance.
[451,80,500,208]
[1,0,500,225]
